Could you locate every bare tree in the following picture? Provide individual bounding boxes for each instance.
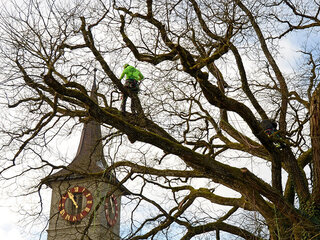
[0,0,320,239]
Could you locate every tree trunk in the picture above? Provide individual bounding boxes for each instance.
[311,86,320,205]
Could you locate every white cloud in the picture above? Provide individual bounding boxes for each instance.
[278,37,302,72]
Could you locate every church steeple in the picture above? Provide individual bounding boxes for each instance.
[46,76,106,179]
[71,79,106,172]
[44,75,124,240]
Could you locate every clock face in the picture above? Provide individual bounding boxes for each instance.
[105,194,119,226]
[58,186,93,222]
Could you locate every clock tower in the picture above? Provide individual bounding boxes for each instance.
[43,80,127,240]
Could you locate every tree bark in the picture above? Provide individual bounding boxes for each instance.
[311,85,320,205]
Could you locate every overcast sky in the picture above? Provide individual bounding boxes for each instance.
[0,208,24,239]
[0,0,315,237]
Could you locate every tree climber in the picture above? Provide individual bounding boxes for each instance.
[119,64,144,114]
[260,119,285,148]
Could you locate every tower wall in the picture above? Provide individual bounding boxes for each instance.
[47,178,121,240]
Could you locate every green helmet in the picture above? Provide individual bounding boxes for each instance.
[123,63,129,68]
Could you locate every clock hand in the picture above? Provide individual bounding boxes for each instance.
[67,190,78,208]
[110,197,115,215]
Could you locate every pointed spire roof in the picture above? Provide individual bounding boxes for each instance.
[45,78,107,180]
[66,117,107,174]
[67,79,107,173]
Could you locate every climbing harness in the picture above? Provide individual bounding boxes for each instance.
[260,120,285,149]
[124,78,140,92]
